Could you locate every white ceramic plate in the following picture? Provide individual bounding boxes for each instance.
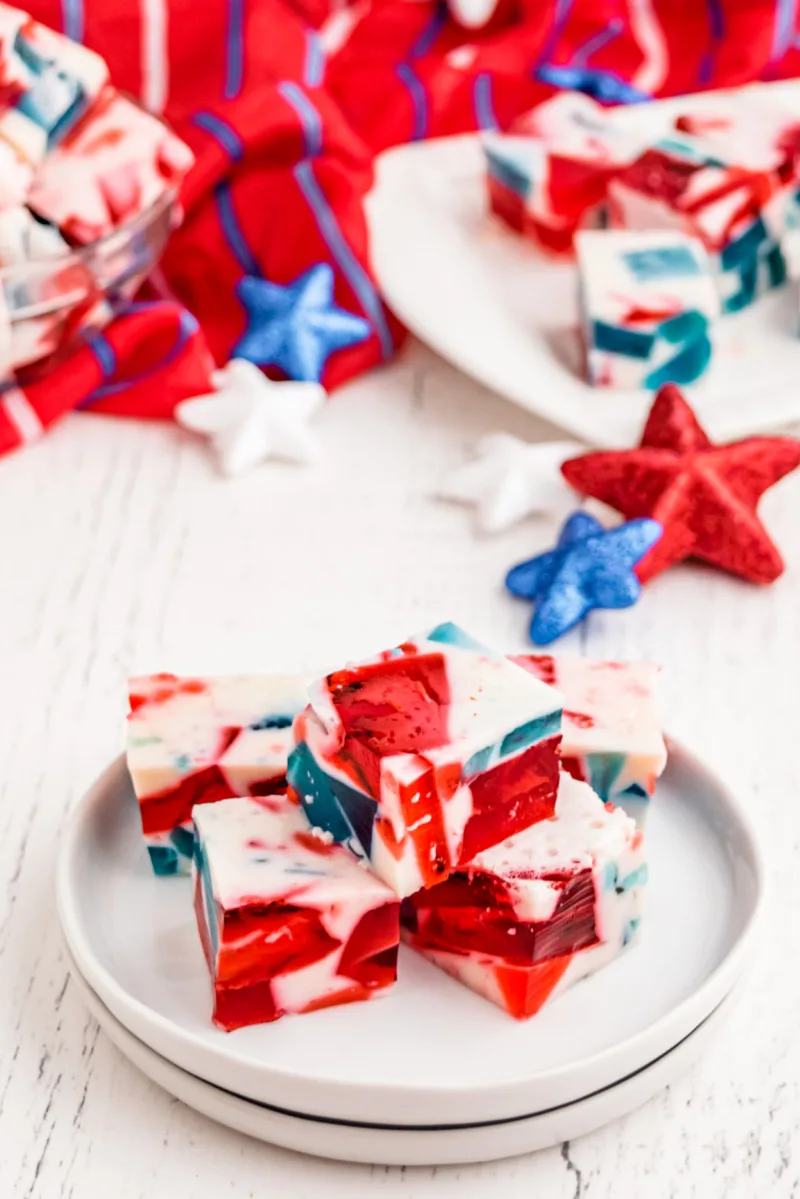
[67,949,740,1166]
[57,739,763,1127]
[366,81,800,447]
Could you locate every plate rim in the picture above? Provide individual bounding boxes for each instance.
[66,947,740,1165]
[57,737,766,1124]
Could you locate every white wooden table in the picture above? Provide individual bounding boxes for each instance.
[1,341,798,1198]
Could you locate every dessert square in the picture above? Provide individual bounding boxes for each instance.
[484,92,644,254]
[402,772,647,1020]
[576,228,717,389]
[127,672,310,876]
[0,6,108,165]
[608,126,788,314]
[512,654,667,825]
[287,622,563,897]
[193,796,400,1030]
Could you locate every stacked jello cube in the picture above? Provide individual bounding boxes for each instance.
[485,89,800,389]
[126,626,665,1029]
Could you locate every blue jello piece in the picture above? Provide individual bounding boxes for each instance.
[248,713,294,731]
[586,752,625,803]
[14,35,89,144]
[463,744,495,779]
[147,845,180,876]
[657,309,708,345]
[193,837,219,956]
[720,216,768,270]
[622,245,702,283]
[169,825,195,861]
[644,333,712,388]
[617,863,649,892]
[593,320,654,360]
[620,782,649,800]
[485,150,533,201]
[425,622,489,652]
[622,917,641,946]
[603,862,619,891]
[287,741,377,855]
[499,709,561,759]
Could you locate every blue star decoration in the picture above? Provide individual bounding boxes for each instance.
[505,511,663,645]
[233,263,371,383]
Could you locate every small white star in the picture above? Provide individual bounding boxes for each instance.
[175,359,325,477]
[438,433,584,533]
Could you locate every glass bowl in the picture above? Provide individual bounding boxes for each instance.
[1,188,178,381]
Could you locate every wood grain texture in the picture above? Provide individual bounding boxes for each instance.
[1,341,798,1198]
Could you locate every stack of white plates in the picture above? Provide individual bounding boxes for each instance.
[57,743,763,1166]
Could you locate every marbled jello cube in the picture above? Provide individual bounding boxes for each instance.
[287,622,563,897]
[484,92,644,254]
[193,796,400,1030]
[577,229,717,389]
[608,128,788,314]
[402,772,646,1020]
[0,5,108,167]
[512,654,667,825]
[127,673,310,876]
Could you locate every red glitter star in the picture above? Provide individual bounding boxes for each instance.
[561,384,800,584]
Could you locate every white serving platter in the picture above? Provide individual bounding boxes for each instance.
[57,740,763,1129]
[66,950,741,1166]
[366,80,800,447]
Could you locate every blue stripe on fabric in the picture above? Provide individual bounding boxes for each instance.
[80,310,199,405]
[62,0,84,42]
[277,81,323,158]
[770,0,798,63]
[214,183,260,276]
[304,31,325,86]
[87,332,117,382]
[395,64,428,141]
[293,162,393,359]
[409,3,448,58]
[698,0,725,82]
[191,111,244,162]
[277,84,393,360]
[571,17,623,66]
[473,73,498,131]
[536,0,574,65]
[224,0,245,99]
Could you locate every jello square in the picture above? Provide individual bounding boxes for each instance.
[193,796,400,1031]
[576,228,717,390]
[402,772,647,1020]
[287,622,563,897]
[512,654,667,826]
[0,6,108,161]
[127,672,310,876]
[484,92,644,254]
[607,131,787,314]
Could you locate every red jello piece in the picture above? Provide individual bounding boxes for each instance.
[338,902,400,988]
[458,734,561,865]
[560,756,587,784]
[140,764,235,834]
[218,905,341,987]
[328,653,451,759]
[213,978,280,1031]
[495,953,574,1019]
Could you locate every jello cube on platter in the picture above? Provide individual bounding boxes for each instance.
[485,93,645,254]
[29,86,194,243]
[512,654,666,825]
[607,130,787,314]
[287,622,563,898]
[0,5,107,164]
[127,673,310,876]
[402,772,647,1020]
[193,796,400,1030]
[576,229,718,390]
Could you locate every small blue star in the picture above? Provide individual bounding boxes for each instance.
[505,511,663,645]
[234,263,371,383]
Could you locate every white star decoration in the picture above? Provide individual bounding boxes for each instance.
[438,433,585,533]
[175,359,325,477]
